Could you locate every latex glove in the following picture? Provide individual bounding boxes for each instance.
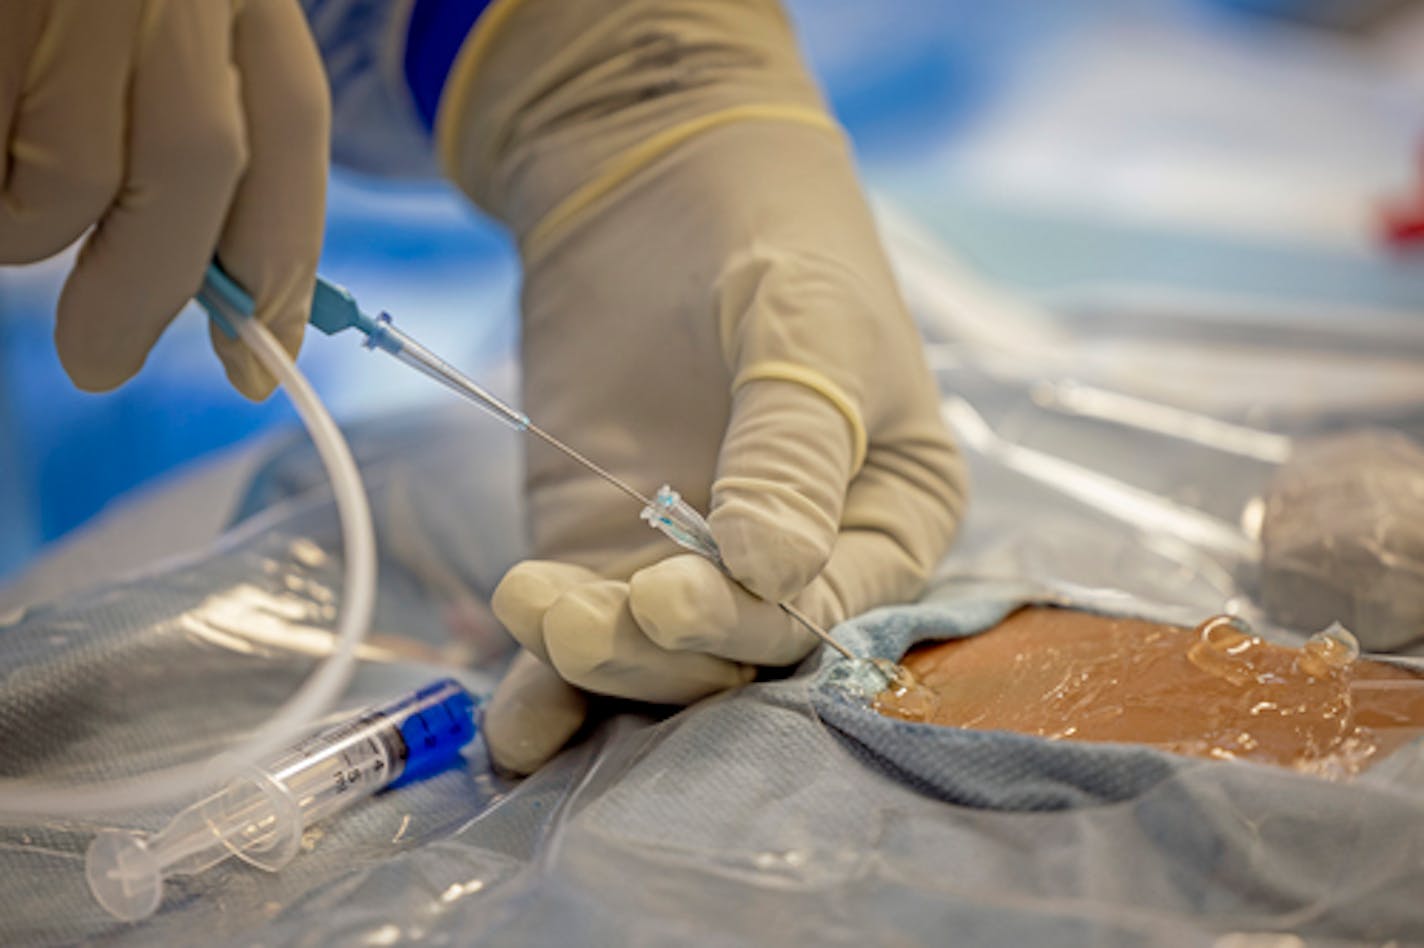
[0,0,329,399]
[441,0,968,774]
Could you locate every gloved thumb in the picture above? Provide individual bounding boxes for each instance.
[483,649,588,776]
[709,376,857,603]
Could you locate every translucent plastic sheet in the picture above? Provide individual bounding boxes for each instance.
[0,412,525,945]
[6,275,1424,944]
[1261,430,1424,652]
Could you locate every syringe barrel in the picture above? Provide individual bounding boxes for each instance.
[260,678,479,827]
[87,679,480,921]
[258,707,403,830]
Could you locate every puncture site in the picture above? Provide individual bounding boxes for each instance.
[873,607,1424,777]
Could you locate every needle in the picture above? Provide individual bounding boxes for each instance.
[212,267,903,690]
[524,422,654,509]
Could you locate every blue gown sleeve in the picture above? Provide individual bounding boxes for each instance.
[299,0,494,178]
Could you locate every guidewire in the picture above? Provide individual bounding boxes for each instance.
[523,424,857,664]
[256,266,876,675]
[525,422,654,509]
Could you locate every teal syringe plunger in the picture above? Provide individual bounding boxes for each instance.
[196,265,869,667]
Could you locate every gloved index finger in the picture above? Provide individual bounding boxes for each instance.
[53,1,246,392]
[492,560,606,663]
[709,376,857,604]
[212,0,330,400]
[709,231,889,604]
[629,554,823,667]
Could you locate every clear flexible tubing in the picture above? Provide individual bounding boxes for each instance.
[0,316,376,818]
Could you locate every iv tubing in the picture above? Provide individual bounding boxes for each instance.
[0,317,376,817]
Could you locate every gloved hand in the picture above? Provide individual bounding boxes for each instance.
[440,0,968,774]
[0,0,329,399]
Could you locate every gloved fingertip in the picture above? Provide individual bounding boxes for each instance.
[229,355,279,402]
[541,578,751,701]
[54,302,147,394]
[708,489,836,603]
[266,303,308,365]
[628,555,737,654]
[485,694,587,775]
[206,322,275,401]
[540,581,627,684]
[484,651,588,776]
[634,555,832,666]
[56,352,140,394]
[491,561,603,660]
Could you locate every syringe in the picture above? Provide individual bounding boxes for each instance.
[86,679,479,922]
[198,266,888,678]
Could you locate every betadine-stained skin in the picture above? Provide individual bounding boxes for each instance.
[875,606,1424,778]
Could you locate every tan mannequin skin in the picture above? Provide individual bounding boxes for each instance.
[876,607,1424,777]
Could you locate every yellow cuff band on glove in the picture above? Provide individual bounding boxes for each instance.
[434,0,531,176]
[432,1,843,259]
[520,104,839,259]
[734,360,869,473]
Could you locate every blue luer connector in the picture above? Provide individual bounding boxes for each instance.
[386,678,480,789]
[308,277,390,344]
[196,262,255,338]
[198,262,390,346]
